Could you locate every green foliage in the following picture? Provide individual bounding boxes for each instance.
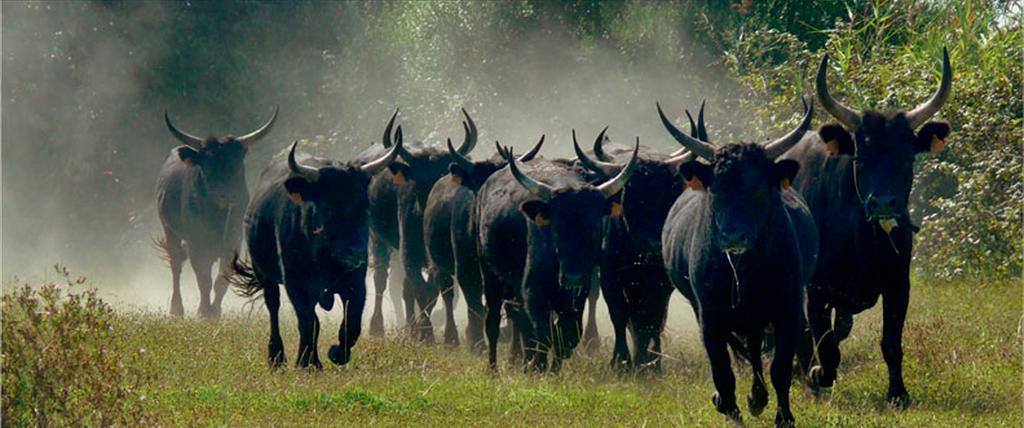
[719,0,1021,279]
[1,266,152,426]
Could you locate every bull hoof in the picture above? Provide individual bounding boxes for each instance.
[747,391,768,417]
[887,390,911,410]
[584,337,601,356]
[444,330,459,347]
[170,299,184,317]
[808,366,834,392]
[198,305,216,319]
[268,341,286,369]
[328,345,352,365]
[774,411,795,428]
[209,305,222,319]
[712,392,741,422]
[369,314,385,337]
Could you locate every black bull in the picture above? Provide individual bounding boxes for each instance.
[423,138,545,350]
[231,139,402,368]
[782,48,953,409]
[476,145,639,372]
[155,107,277,318]
[363,109,479,341]
[660,98,817,426]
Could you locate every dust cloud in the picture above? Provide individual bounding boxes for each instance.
[3,2,764,334]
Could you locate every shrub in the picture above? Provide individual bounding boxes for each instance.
[1,265,151,426]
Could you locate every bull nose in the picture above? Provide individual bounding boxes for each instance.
[866,195,898,218]
[719,229,749,251]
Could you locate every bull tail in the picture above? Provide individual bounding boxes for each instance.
[228,252,263,299]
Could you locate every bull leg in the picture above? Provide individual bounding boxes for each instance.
[525,285,552,372]
[329,281,366,366]
[636,284,672,373]
[293,302,322,369]
[701,312,741,423]
[771,313,800,427]
[806,303,839,393]
[163,230,186,317]
[210,254,233,318]
[264,282,286,368]
[437,271,459,347]
[390,261,407,327]
[583,282,600,355]
[602,279,632,371]
[456,256,486,353]
[881,281,911,409]
[745,328,769,417]
[508,324,523,366]
[369,234,390,336]
[407,266,436,344]
[482,268,504,371]
[835,311,854,342]
[189,254,216,319]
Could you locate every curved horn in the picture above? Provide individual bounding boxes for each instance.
[362,134,403,175]
[505,146,553,201]
[236,106,279,146]
[288,141,320,181]
[574,129,621,178]
[665,149,695,168]
[685,109,698,138]
[596,141,640,199]
[457,108,478,155]
[519,135,545,162]
[382,108,399,148]
[393,125,413,162]
[592,126,613,161]
[905,47,953,128]
[494,140,509,160]
[164,111,204,148]
[816,54,862,129]
[447,137,475,173]
[697,99,708,141]
[764,97,814,159]
[657,102,716,160]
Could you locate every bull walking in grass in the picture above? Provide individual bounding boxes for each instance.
[364,110,478,342]
[574,106,710,371]
[232,138,403,368]
[156,107,277,318]
[782,48,953,408]
[659,98,817,426]
[476,143,639,372]
[423,137,545,350]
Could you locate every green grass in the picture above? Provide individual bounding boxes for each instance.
[99,277,1021,427]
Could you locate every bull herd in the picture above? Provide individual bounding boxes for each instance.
[155,50,953,425]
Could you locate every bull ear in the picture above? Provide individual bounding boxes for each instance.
[678,161,713,191]
[284,177,316,204]
[176,146,201,166]
[519,200,551,226]
[818,124,854,156]
[915,121,951,154]
[448,163,469,186]
[388,162,411,185]
[773,159,800,190]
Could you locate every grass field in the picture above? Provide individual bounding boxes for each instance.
[5,276,1022,426]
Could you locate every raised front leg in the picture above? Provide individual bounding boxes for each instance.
[881,281,911,408]
[745,328,769,417]
[806,302,839,393]
[701,311,741,423]
[329,281,367,366]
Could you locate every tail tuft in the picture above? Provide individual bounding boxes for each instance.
[228,252,263,299]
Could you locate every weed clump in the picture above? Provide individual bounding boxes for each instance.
[1,265,152,426]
